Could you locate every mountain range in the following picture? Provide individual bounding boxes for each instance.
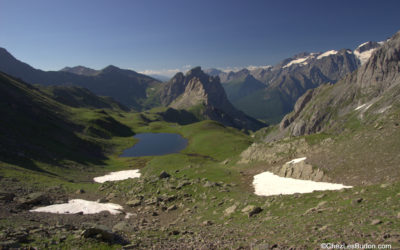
[238,29,400,188]
[0,38,389,131]
[0,49,266,131]
[206,41,384,123]
[0,48,161,111]
[280,32,399,137]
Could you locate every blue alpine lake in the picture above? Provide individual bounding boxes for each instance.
[120,133,188,157]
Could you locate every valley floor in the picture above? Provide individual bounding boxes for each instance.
[1,111,399,249]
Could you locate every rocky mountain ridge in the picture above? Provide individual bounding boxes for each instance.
[160,67,266,131]
[280,31,400,136]
[208,40,383,84]
[207,41,383,123]
[0,48,161,110]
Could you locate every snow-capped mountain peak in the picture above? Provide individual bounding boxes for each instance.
[354,41,381,65]
[246,65,272,71]
[282,53,318,68]
[317,50,338,60]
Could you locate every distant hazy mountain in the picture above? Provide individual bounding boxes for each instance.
[0,48,161,110]
[60,66,99,76]
[207,42,381,124]
[203,68,225,77]
[159,67,266,131]
[222,74,264,102]
[204,66,272,83]
[147,74,171,82]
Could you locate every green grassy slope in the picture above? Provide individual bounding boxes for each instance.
[0,72,133,177]
[0,94,399,248]
[1,60,399,248]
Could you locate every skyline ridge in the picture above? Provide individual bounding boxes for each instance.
[1,0,400,75]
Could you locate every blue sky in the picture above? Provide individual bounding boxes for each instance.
[1,0,399,76]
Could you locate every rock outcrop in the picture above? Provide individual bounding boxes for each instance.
[159,67,266,131]
[239,138,309,164]
[275,159,328,182]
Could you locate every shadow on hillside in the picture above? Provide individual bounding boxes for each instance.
[0,71,126,175]
[0,154,57,176]
[157,108,200,125]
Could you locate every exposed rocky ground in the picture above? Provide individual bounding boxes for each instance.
[1,165,400,249]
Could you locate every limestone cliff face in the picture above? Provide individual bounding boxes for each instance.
[160,67,266,131]
[280,30,400,136]
[159,72,186,106]
[354,34,400,93]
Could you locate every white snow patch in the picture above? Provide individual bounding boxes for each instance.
[283,57,309,68]
[30,199,123,215]
[355,104,366,110]
[354,49,376,65]
[286,157,307,164]
[357,41,370,48]
[93,170,141,183]
[317,50,338,60]
[247,65,272,71]
[355,103,375,111]
[252,172,352,196]
[378,41,385,45]
[346,50,353,54]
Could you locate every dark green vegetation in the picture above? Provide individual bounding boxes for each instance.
[222,74,264,102]
[221,74,292,124]
[155,107,199,125]
[39,85,129,111]
[233,88,292,124]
